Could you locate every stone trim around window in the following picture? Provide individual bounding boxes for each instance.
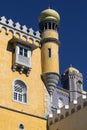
[12,78,28,104]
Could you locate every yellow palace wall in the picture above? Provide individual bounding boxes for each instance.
[0,106,47,130]
[0,28,46,117]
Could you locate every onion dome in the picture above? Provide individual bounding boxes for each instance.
[64,66,80,74]
[38,8,60,22]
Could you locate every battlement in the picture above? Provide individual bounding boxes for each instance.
[48,94,87,126]
[0,16,41,43]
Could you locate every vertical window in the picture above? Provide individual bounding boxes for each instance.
[13,80,27,104]
[49,23,51,29]
[58,98,64,108]
[24,49,27,57]
[19,47,23,56]
[45,23,47,30]
[19,46,28,57]
[48,48,51,58]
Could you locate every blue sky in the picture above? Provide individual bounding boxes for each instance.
[0,0,87,90]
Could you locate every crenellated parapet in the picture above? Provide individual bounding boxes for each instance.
[0,16,41,43]
[0,16,41,76]
[48,94,87,126]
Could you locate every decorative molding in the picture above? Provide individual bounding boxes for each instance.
[0,16,41,43]
[42,72,59,95]
[0,105,46,120]
[40,38,60,46]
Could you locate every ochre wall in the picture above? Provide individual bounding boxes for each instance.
[41,42,59,73]
[0,28,47,117]
[41,30,59,74]
[0,106,47,130]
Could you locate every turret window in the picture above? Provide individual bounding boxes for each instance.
[45,23,47,30]
[58,98,64,108]
[49,23,51,29]
[43,22,58,31]
[48,48,51,58]
[77,80,83,91]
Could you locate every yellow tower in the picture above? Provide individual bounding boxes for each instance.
[38,8,60,110]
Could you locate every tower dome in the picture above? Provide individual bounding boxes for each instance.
[38,8,60,22]
[64,66,80,74]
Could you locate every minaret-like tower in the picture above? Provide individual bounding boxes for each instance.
[61,66,83,102]
[38,8,60,110]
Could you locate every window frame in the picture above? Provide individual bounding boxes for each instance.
[16,43,31,58]
[12,79,28,104]
[58,97,64,108]
[15,43,32,69]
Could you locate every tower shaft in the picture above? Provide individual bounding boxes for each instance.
[38,8,60,96]
[41,30,59,74]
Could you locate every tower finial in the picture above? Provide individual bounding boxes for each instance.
[70,64,72,67]
[48,0,51,9]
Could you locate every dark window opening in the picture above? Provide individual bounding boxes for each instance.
[48,48,51,58]
[19,46,28,57]
[49,23,51,29]
[19,47,23,55]
[19,124,24,129]
[45,23,47,30]
[24,48,27,57]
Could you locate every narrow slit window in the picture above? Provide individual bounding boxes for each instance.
[48,48,51,58]
[49,23,51,29]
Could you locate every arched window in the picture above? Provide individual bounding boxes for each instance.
[13,79,27,104]
[58,97,64,108]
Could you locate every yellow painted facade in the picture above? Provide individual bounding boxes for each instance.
[0,8,60,129]
[0,8,86,130]
[0,27,47,129]
[41,30,59,73]
[0,106,46,130]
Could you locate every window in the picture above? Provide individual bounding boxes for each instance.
[49,23,51,29]
[48,48,51,58]
[19,124,24,130]
[77,80,82,91]
[58,98,64,108]
[19,46,28,57]
[13,79,27,104]
[45,23,47,30]
[10,37,37,76]
[16,44,31,68]
[12,43,32,76]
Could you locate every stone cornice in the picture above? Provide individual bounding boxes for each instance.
[0,105,46,120]
[0,16,41,42]
[40,38,60,46]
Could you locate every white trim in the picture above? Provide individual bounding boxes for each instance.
[12,78,28,105]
